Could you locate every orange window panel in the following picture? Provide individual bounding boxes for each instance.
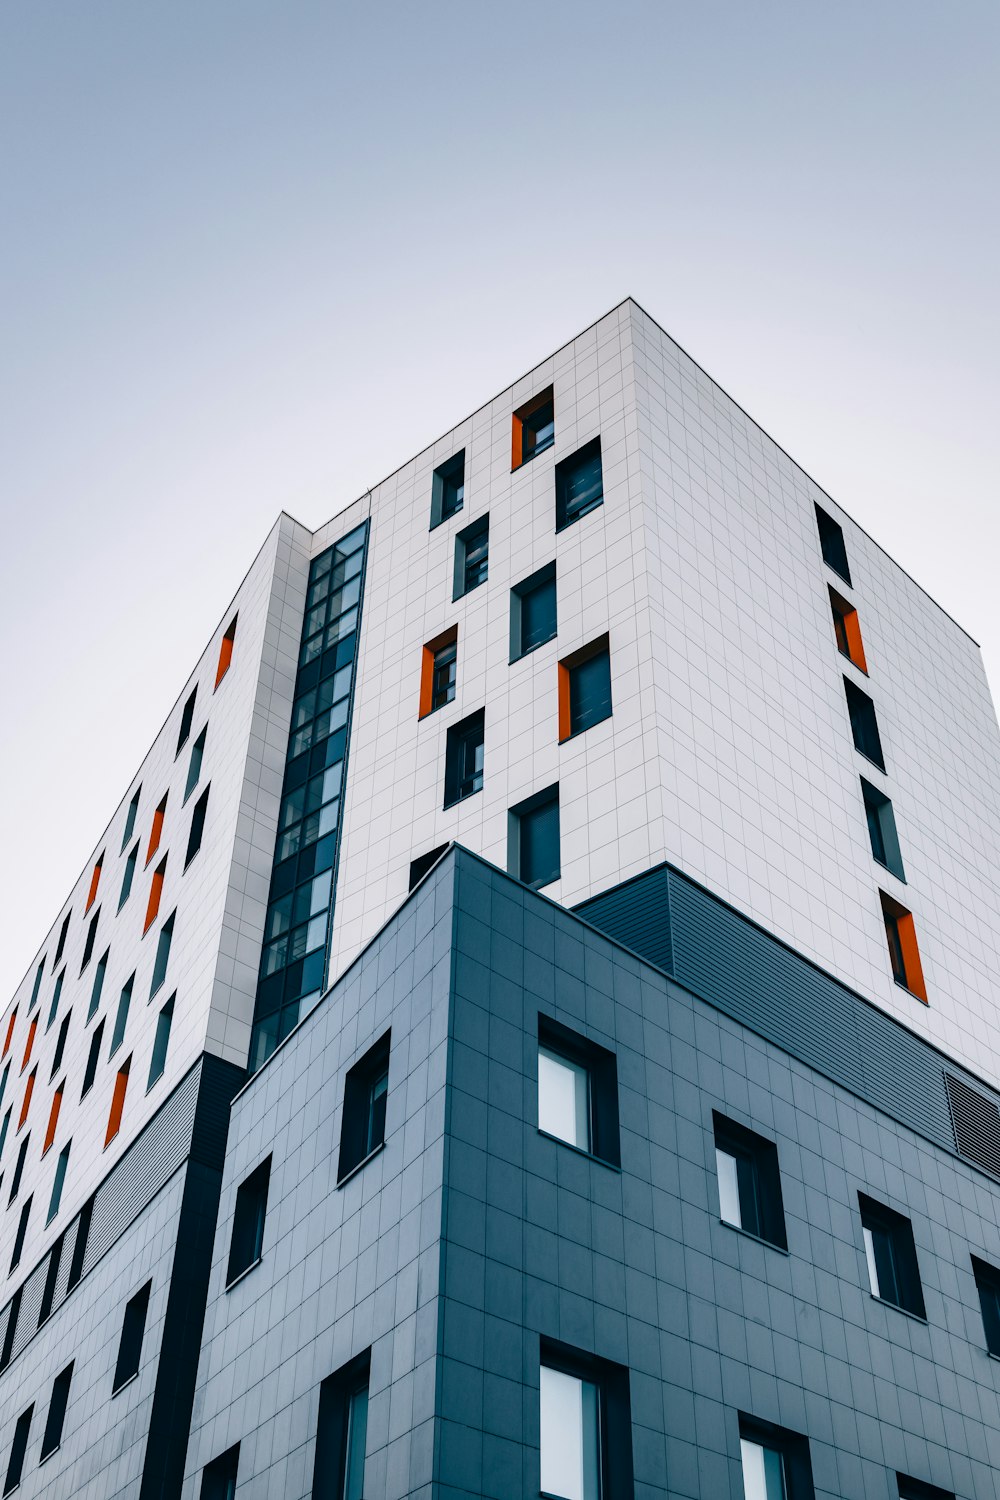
[557,633,612,744]
[43,1082,63,1155]
[880,891,928,1004]
[146,794,168,867]
[829,587,868,674]
[511,386,554,472]
[144,858,167,936]
[21,1017,37,1073]
[2,1008,16,1060]
[418,625,458,719]
[215,614,238,689]
[105,1057,131,1146]
[85,852,104,914]
[18,1067,36,1130]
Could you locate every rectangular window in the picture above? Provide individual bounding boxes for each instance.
[51,1009,71,1080]
[66,1195,94,1291]
[47,1140,71,1224]
[18,1067,35,1130]
[443,709,485,808]
[201,1444,240,1500]
[859,1192,926,1317]
[105,1056,131,1146]
[539,1338,632,1500]
[559,634,612,741]
[338,1033,390,1183]
[2,1011,15,1062]
[0,1291,21,1374]
[88,948,109,1021]
[312,1351,370,1500]
[739,1414,815,1500]
[215,613,238,688]
[973,1255,1000,1357]
[147,994,175,1090]
[844,678,886,770]
[112,1280,151,1392]
[119,841,139,910]
[537,1016,619,1166]
[177,686,198,754]
[226,1155,272,1285]
[110,974,134,1057]
[144,856,167,935]
[828,586,867,672]
[512,386,554,470]
[8,1135,29,1202]
[53,911,71,966]
[82,1020,105,1098]
[184,726,207,804]
[10,1196,32,1272]
[815,503,851,584]
[43,1080,64,1153]
[897,1477,955,1500]
[509,784,560,889]
[0,1109,11,1166]
[122,785,141,852]
[713,1113,788,1249]
[418,626,458,718]
[85,853,104,914]
[38,1234,63,1326]
[46,969,64,1031]
[40,1362,73,1461]
[862,780,905,880]
[0,1063,7,1113]
[29,958,46,1012]
[146,793,168,867]
[20,1017,36,1073]
[879,891,927,1001]
[150,913,176,997]
[555,436,603,531]
[430,449,465,528]
[3,1405,32,1497]
[80,905,100,973]
[185,786,210,867]
[510,561,557,660]
[408,845,449,891]
[453,515,489,600]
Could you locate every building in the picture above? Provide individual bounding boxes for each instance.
[1,298,1000,1499]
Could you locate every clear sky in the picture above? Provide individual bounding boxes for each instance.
[1,1,998,1003]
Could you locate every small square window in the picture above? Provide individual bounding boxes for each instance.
[312,1351,370,1500]
[972,1254,1000,1356]
[408,845,449,891]
[444,709,485,808]
[879,891,927,1002]
[539,1338,632,1500]
[512,386,554,470]
[844,678,886,770]
[559,635,612,741]
[829,586,867,672]
[418,626,458,718]
[430,449,465,528]
[509,784,560,889]
[555,436,604,531]
[227,1156,272,1285]
[859,1192,926,1318]
[739,1414,815,1500]
[112,1280,151,1392]
[510,562,557,661]
[453,516,489,600]
[200,1444,240,1500]
[338,1032,390,1183]
[713,1113,787,1250]
[537,1016,619,1167]
[862,780,905,880]
[815,503,851,584]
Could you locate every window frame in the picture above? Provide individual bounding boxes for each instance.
[40,1361,73,1462]
[112,1279,152,1394]
[712,1112,788,1251]
[226,1155,272,1287]
[453,515,490,600]
[844,677,886,771]
[512,386,555,471]
[312,1349,371,1500]
[879,890,927,1002]
[858,1192,926,1319]
[828,586,868,673]
[815,503,852,584]
[558,634,612,741]
[418,625,458,719]
[537,1015,620,1168]
[538,1336,632,1500]
[972,1254,1000,1357]
[509,784,561,889]
[443,709,485,809]
[430,449,466,529]
[510,561,557,662]
[200,1443,240,1500]
[738,1412,815,1500]
[338,1032,391,1185]
[408,845,449,891]
[861,779,905,880]
[555,435,604,532]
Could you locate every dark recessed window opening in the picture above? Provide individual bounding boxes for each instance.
[419,627,458,718]
[430,449,466,528]
[46,971,64,1032]
[453,515,489,600]
[815,503,851,584]
[512,386,555,470]
[184,726,207,803]
[112,1280,152,1392]
[3,1404,33,1496]
[444,710,485,808]
[40,1361,73,1461]
[537,1015,620,1167]
[215,613,238,689]
[121,786,141,853]
[147,995,175,1090]
[972,1255,1000,1357]
[38,1235,64,1325]
[739,1413,816,1500]
[80,906,100,974]
[119,842,140,911]
[862,779,905,880]
[844,678,886,770]
[110,975,134,1058]
[177,686,198,755]
[10,1195,32,1273]
[88,949,109,1022]
[312,1350,370,1500]
[82,1020,105,1098]
[408,846,449,891]
[0,1290,21,1374]
[51,1010,71,1079]
[555,436,604,532]
[509,784,560,889]
[510,561,557,661]
[29,958,45,1012]
[185,785,210,868]
[8,1135,29,1204]
[47,1141,71,1224]
[150,912,176,998]
[227,1156,272,1286]
[338,1032,390,1183]
[897,1475,955,1500]
[201,1443,240,1500]
[859,1192,925,1318]
[53,911,71,967]
[559,634,612,740]
[713,1112,787,1250]
[879,891,927,1002]
[829,586,867,672]
[539,1338,632,1500]
[66,1195,94,1292]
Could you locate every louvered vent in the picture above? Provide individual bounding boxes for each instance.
[944,1071,1000,1178]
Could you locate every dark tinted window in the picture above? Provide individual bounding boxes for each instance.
[510,562,557,660]
[3,1405,32,1496]
[844,678,886,770]
[408,846,448,891]
[177,688,198,754]
[861,779,905,879]
[112,1281,152,1392]
[454,516,489,599]
[713,1113,787,1250]
[227,1157,271,1285]
[815,503,851,583]
[185,786,210,867]
[430,450,465,528]
[444,711,485,807]
[201,1443,240,1500]
[312,1351,370,1500]
[338,1033,391,1183]
[555,437,603,531]
[859,1193,925,1318]
[40,1362,73,1459]
[509,785,560,889]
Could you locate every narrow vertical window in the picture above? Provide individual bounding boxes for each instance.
[105,1056,131,1146]
[119,841,139,910]
[38,1236,63,1325]
[713,1113,788,1249]
[859,1192,926,1317]
[121,785,141,852]
[972,1255,1000,1357]
[430,449,465,528]
[147,994,175,1090]
[555,436,603,531]
[510,561,557,660]
[1,1010,15,1061]
[201,1444,240,1500]
[43,1080,64,1154]
[0,1062,7,1113]
[739,1414,816,1499]
[146,793,168,867]
[536,1018,620,1168]
[815,503,852,584]
[82,1020,105,1098]
[10,1195,32,1272]
[443,710,485,807]
[312,1351,371,1500]
[20,1017,37,1073]
[177,685,198,754]
[226,1156,272,1285]
[558,634,612,741]
[47,1141,71,1224]
[53,911,71,966]
[144,857,167,935]
[3,1404,33,1496]
[829,587,868,672]
[8,1134,29,1202]
[512,385,554,470]
[18,1067,36,1130]
[879,892,927,1002]
[184,725,207,802]
[0,1109,10,1164]
[46,969,65,1031]
[40,1362,73,1460]
[112,1280,151,1392]
[51,1010,71,1079]
[215,613,238,688]
[80,905,100,973]
[85,852,104,914]
[110,974,134,1057]
[509,784,561,889]
[844,678,886,770]
[66,1195,94,1291]
[29,958,46,1012]
[89,948,109,1021]
[0,1290,21,1374]
[150,913,176,996]
[453,515,489,599]
[338,1033,391,1183]
[185,787,210,867]
[408,845,449,890]
[861,780,905,880]
[418,626,458,718]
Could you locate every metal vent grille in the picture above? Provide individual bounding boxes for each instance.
[944,1071,1000,1178]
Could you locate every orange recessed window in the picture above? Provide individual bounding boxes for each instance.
[145,794,168,867]
[20,1017,37,1073]
[105,1056,131,1147]
[880,891,927,1004]
[18,1067,36,1130]
[829,587,868,674]
[511,386,554,471]
[85,852,104,914]
[144,857,167,936]
[418,626,458,719]
[557,634,613,743]
[2,1008,16,1061]
[215,613,238,689]
[43,1082,63,1155]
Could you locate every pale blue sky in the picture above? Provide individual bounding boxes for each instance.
[1,1,998,1001]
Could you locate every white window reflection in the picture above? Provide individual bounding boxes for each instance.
[716,1146,742,1228]
[538,1047,590,1151]
[540,1364,600,1500]
[740,1437,786,1500]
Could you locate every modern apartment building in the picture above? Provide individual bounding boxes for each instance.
[2,298,1000,1500]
